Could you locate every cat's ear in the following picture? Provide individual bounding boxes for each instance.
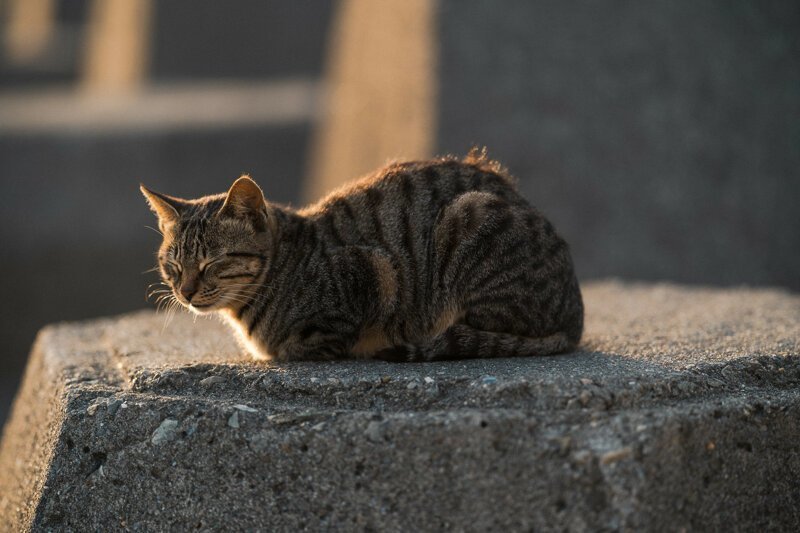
[218,175,268,231]
[140,184,184,232]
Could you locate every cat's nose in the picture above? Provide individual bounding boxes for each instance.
[180,285,197,302]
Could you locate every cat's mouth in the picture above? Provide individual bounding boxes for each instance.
[177,290,244,314]
[179,299,220,314]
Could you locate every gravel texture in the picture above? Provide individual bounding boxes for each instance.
[0,281,798,531]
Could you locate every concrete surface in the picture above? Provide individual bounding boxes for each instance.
[1,281,798,531]
[311,0,800,290]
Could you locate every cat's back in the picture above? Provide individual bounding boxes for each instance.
[301,153,525,242]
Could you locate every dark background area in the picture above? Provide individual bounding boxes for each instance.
[1,0,798,428]
[434,0,800,289]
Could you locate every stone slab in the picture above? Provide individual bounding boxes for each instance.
[0,282,798,531]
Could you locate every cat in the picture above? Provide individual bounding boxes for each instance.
[141,149,583,362]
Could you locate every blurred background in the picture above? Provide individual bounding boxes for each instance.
[0,0,798,426]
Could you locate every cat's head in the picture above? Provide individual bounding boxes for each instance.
[141,176,273,314]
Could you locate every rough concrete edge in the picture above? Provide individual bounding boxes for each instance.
[27,380,800,530]
[0,324,124,532]
[125,353,800,413]
[589,388,800,530]
[0,329,65,532]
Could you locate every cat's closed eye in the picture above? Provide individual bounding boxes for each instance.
[198,258,222,276]
[217,271,254,280]
[161,262,181,281]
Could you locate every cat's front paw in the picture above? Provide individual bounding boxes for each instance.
[373,345,412,363]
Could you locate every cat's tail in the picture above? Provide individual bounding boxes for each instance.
[374,324,574,362]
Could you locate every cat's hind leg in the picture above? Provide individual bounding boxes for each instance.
[373,324,572,362]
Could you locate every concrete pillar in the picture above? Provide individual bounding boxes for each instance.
[82,0,153,93]
[306,0,435,200]
[3,0,55,64]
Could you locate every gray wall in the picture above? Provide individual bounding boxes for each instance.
[436,0,800,288]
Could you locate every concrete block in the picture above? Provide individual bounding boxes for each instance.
[1,282,798,530]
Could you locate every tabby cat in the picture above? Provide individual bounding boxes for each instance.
[141,150,583,362]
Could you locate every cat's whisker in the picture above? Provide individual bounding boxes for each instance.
[148,288,171,297]
[156,294,177,316]
[217,292,252,304]
[224,284,273,294]
[224,290,262,300]
[153,292,180,326]
[225,285,275,298]
[163,298,182,332]
[222,285,263,294]
[162,310,172,332]
[144,225,163,237]
[219,291,271,309]
[227,287,270,299]
[154,296,173,310]
[148,290,173,302]
[145,282,171,299]
[159,301,172,329]
[222,294,259,306]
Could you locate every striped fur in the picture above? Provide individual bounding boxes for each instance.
[141,150,584,362]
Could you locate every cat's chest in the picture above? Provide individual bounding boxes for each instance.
[219,311,273,360]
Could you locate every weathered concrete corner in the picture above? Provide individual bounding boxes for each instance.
[1,281,799,531]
